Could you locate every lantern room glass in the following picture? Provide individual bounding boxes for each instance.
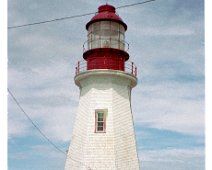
[87,21,125,50]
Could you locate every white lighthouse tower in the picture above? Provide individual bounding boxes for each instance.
[65,4,140,170]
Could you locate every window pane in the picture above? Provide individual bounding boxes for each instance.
[93,22,100,32]
[97,127,104,131]
[98,122,104,127]
[100,21,110,30]
[111,30,119,38]
[111,22,119,31]
[119,25,125,33]
[100,29,111,37]
[120,33,125,41]
[111,39,118,49]
[98,117,104,121]
[88,26,92,34]
[98,112,104,118]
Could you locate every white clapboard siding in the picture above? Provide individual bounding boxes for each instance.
[65,70,139,170]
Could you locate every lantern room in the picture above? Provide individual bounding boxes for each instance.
[86,4,127,51]
[87,20,126,50]
[83,4,130,71]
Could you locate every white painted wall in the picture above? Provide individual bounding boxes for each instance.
[65,70,139,170]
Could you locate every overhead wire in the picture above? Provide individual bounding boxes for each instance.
[8,88,66,155]
[8,0,156,30]
[116,0,156,9]
[8,88,91,168]
[8,12,96,29]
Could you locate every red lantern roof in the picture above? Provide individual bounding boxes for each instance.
[86,4,127,30]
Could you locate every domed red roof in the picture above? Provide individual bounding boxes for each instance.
[86,4,127,30]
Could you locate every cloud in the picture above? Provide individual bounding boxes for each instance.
[139,148,204,170]
[8,1,86,142]
[8,114,30,138]
[8,0,204,169]
[8,60,79,141]
[127,0,204,137]
[8,30,83,70]
[136,26,195,36]
[132,80,204,136]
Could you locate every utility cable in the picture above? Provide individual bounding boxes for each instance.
[8,12,96,29]
[8,0,156,29]
[116,0,156,9]
[7,88,66,154]
[8,88,91,168]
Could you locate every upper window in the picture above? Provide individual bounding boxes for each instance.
[95,109,107,133]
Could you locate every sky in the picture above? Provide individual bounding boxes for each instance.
[7,0,205,170]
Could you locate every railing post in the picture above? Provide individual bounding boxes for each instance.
[77,61,80,74]
[131,62,134,75]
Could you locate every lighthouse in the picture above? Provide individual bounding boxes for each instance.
[65,4,139,170]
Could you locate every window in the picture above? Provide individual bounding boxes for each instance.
[95,109,107,132]
[87,21,126,50]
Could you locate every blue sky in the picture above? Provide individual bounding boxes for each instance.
[8,0,204,170]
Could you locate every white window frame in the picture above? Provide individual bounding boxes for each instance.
[95,109,107,133]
